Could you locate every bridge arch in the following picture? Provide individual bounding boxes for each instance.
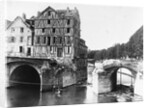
[9,64,41,89]
[104,65,139,92]
[107,65,138,79]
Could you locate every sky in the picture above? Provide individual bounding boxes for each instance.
[6,0,143,50]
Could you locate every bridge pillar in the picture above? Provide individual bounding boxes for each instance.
[92,64,116,94]
[134,72,143,96]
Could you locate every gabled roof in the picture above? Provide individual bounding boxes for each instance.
[36,6,56,19]
[6,20,12,28]
[7,16,31,29]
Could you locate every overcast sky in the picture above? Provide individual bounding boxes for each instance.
[6,1,143,50]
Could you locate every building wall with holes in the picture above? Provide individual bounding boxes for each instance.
[33,7,85,60]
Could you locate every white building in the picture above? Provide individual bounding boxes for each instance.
[6,16,34,57]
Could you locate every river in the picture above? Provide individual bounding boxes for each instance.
[6,68,142,107]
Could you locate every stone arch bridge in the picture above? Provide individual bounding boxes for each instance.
[92,60,143,94]
[6,56,80,91]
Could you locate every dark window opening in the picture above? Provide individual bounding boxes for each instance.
[67,28,70,33]
[43,37,46,44]
[67,36,71,44]
[47,37,51,45]
[48,11,51,16]
[67,19,70,25]
[52,28,56,33]
[20,27,24,33]
[57,48,62,57]
[19,46,23,53]
[50,46,52,52]
[58,37,62,44]
[20,36,23,42]
[36,37,40,44]
[27,48,31,56]
[10,36,15,42]
[47,20,51,24]
[68,46,70,54]
[42,28,45,33]
[53,37,56,44]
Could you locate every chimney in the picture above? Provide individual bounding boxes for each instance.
[37,11,41,16]
[67,7,70,12]
[22,13,26,20]
[74,7,78,12]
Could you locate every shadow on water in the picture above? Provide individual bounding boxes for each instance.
[7,84,40,107]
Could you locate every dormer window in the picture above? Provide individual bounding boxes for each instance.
[48,11,51,16]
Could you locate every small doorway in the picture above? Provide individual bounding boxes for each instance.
[57,48,63,57]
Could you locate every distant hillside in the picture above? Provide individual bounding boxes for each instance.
[88,26,143,60]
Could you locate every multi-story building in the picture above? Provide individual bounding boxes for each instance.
[6,6,88,83]
[32,6,87,61]
[6,16,34,57]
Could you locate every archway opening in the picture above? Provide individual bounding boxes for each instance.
[116,67,134,93]
[9,65,41,90]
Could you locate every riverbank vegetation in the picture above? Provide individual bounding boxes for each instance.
[88,26,143,60]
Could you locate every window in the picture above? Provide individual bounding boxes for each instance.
[53,37,56,44]
[57,48,62,57]
[54,47,57,52]
[20,27,24,33]
[67,19,70,25]
[47,20,51,24]
[47,37,51,45]
[67,36,71,44]
[27,48,31,56]
[65,46,71,54]
[58,37,62,44]
[43,37,46,44]
[68,46,71,53]
[19,46,23,53]
[36,37,40,44]
[67,28,70,33]
[9,36,15,43]
[27,36,31,45]
[52,28,55,33]
[42,28,45,33]
[50,46,53,52]
[20,36,23,42]
[48,11,51,16]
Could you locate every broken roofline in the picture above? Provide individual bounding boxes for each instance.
[34,6,79,19]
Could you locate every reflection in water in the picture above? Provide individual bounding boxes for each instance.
[7,84,118,107]
[7,67,135,107]
[7,85,40,107]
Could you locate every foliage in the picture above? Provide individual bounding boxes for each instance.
[88,26,143,60]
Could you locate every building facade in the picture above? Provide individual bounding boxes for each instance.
[31,6,87,61]
[6,6,88,84]
[6,16,34,57]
